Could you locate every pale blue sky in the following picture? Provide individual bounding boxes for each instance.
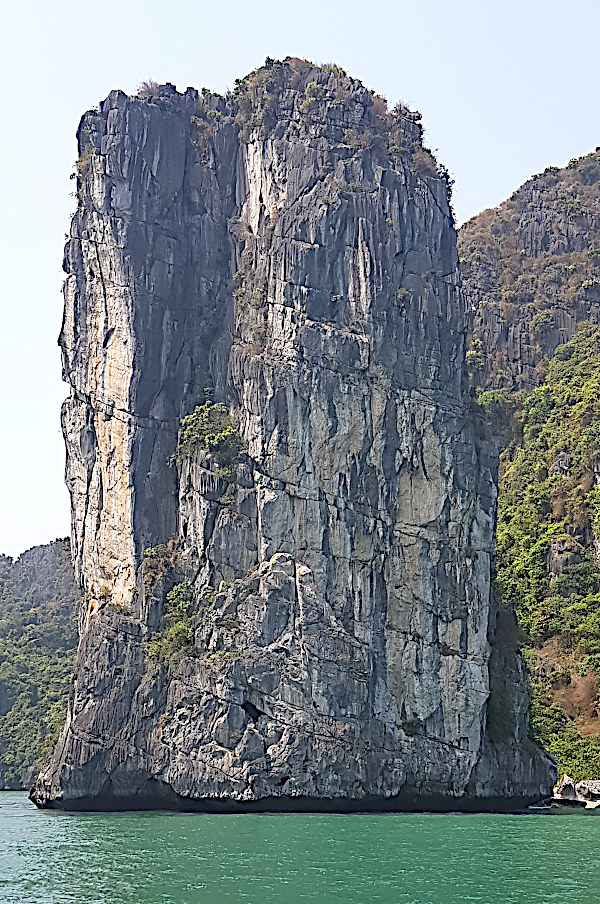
[1,0,599,558]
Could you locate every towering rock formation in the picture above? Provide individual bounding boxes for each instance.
[32,60,555,810]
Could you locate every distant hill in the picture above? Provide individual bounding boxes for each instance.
[460,150,600,779]
[0,539,78,789]
[461,148,600,391]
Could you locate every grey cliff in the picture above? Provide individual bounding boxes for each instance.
[32,61,555,810]
[460,152,600,392]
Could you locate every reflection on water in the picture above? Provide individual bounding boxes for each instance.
[1,792,599,903]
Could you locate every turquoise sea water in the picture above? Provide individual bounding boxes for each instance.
[1,792,600,903]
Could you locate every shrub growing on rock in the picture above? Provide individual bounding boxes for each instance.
[177,401,244,470]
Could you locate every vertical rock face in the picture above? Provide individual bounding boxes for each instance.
[33,61,555,810]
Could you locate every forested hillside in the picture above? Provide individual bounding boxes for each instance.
[460,151,600,779]
[0,540,78,789]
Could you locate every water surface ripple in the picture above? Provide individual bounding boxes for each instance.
[1,792,598,903]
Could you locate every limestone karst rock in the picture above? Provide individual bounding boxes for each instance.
[31,60,556,810]
[460,150,600,392]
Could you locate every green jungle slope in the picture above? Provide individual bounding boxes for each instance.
[0,539,78,789]
[460,150,600,780]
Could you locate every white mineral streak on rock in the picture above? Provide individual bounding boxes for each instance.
[61,153,137,606]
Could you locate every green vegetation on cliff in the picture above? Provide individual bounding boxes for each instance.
[496,325,600,640]
[530,687,600,782]
[461,149,600,780]
[491,326,600,779]
[148,581,194,664]
[177,400,244,471]
[0,540,78,789]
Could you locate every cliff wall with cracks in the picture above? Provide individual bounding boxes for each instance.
[32,61,555,809]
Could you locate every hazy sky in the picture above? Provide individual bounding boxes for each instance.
[1,0,599,558]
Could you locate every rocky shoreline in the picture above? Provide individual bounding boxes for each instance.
[528,775,600,813]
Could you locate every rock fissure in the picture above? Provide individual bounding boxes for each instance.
[202,469,449,544]
[68,388,180,431]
